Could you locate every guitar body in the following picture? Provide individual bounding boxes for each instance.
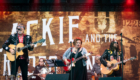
[101,60,119,75]
[91,75,100,80]
[63,58,75,71]
[6,43,24,61]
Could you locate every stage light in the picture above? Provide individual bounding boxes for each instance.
[126,0,135,5]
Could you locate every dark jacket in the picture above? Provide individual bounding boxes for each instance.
[100,49,124,67]
[2,33,34,62]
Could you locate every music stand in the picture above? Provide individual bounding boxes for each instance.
[45,60,65,74]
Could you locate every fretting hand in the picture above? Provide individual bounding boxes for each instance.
[65,59,70,65]
[30,44,34,48]
[83,55,87,60]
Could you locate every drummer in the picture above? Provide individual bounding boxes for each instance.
[33,58,46,75]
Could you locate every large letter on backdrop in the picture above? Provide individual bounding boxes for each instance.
[42,18,55,46]
[27,20,38,35]
[59,17,64,44]
[11,23,18,34]
[68,16,79,42]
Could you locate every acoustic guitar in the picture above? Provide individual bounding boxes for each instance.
[63,53,91,71]
[6,38,45,61]
[100,56,136,75]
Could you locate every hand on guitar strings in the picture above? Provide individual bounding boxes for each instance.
[65,59,70,65]
[107,63,111,67]
[9,48,15,55]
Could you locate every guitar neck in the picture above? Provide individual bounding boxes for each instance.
[116,59,130,65]
[20,42,36,50]
[20,45,31,50]
[72,56,83,63]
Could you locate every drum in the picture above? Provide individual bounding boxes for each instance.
[39,67,50,78]
[16,75,22,80]
[28,75,41,80]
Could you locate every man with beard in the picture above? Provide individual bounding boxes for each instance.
[100,40,125,77]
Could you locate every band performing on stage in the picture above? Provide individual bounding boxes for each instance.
[2,23,137,80]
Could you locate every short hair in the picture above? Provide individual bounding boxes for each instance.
[73,37,82,45]
[95,56,101,59]
[39,58,44,62]
[16,23,25,30]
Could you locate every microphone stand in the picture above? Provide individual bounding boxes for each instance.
[14,31,18,79]
[70,42,72,80]
[120,33,123,80]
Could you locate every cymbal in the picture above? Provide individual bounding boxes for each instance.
[28,65,35,72]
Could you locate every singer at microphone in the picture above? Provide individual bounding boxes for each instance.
[2,23,34,80]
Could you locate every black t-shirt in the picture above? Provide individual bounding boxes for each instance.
[100,49,123,67]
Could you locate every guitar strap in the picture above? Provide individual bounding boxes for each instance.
[74,48,83,59]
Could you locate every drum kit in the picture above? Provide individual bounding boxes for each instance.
[6,65,51,80]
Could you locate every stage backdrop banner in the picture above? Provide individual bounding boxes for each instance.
[0,11,140,80]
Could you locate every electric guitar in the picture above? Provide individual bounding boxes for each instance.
[63,53,91,71]
[91,74,102,80]
[100,56,136,75]
[6,38,45,61]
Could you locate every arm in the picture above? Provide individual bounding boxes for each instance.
[91,65,95,75]
[63,48,71,64]
[28,36,34,51]
[82,48,88,61]
[100,50,108,67]
[2,35,11,52]
[63,48,71,60]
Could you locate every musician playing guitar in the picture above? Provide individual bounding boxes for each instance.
[2,23,34,80]
[91,55,106,80]
[100,40,126,77]
[63,37,88,80]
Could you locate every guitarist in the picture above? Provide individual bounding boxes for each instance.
[92,55,101,77]
[2,23,34,80]
[100,40,125,77]
[91,55,106,79]
[63,37,88,80]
